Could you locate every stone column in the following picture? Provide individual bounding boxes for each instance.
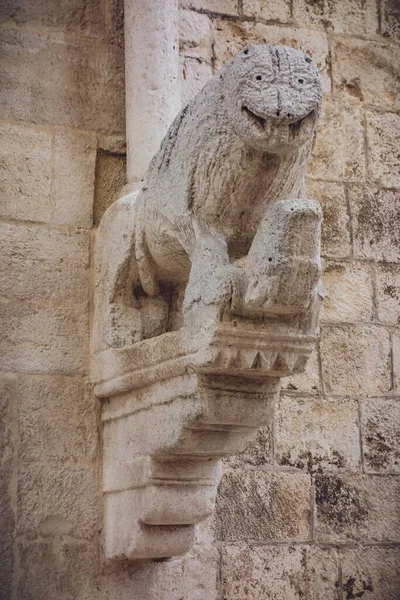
[124,0,180,185]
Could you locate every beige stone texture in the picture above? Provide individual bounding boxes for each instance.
[105,0,124,47]
[180,0,238,15]
[179,8,213,61]
[0,224,89,302]
[17,461,99,540]
[181,56,213,105]
[215,470,311,541]
[393,331,400,391]
[18,376,97,464]
[366,110,400,189]
[242,0,291,22]
[94,150,126,226]
[0,301,89,376]
[309,98,365,181]
[305,179,351,258]
[0,29,125,134]
[53,130,97,227]
[221,544,340,600]
[332,36,400,111]
[293,0,379,36]
[314,473,400,542]
[0,122,52,222]
[375,264,400,325]
[282,346,321,393]
[0,0,105,37]
[341,546,400,600]
[276,395,361,472]
[0,375,16,599]
[361,397,400,473]
[381,0,400,43]
[224,424,273,470]
[212,20,331,92]
[321,261,374,323]
[349,185,400,263]
[320,325,391,396]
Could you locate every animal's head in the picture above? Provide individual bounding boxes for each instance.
[220,45,322,154]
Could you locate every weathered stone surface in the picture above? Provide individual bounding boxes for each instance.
[53,130,97,227]
[242,0,291,22]
[105,0,124,47]
[320,325,391,396]
[293,0,379,36]
[306,180,351,258]
[0,224,89,302]
[361,398,400,473]
[282,346,321,393]
[381,0,400,43]
[0,29,125,134]
[180,0,238,15]
[0,301,89,376]
[332,36,400,110]
[224,425,273,470]
[181,55,213,105]
[314,473,400,542]
[212,20,330,92]
[321,261,373,323]
[393,332,400,391]
[222,544,340,600]
[375,264,400,325]
[309,98,365,181]
[0,375,16,599]
[215,470,311,541]
[349,185,400,263]
[276,395,361,473]
[94,150,126,226]
[341,546,400,600]
[0,122,52,222]
[18,376,96,464]
[0,0,105,37]
[366,110,400,189]
[17,461,99,540]
[179,8,213,61]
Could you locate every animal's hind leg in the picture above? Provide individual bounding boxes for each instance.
[92,191,143,357]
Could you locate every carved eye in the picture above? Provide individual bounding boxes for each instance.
[298,78,305,85]
[256,75,262,81]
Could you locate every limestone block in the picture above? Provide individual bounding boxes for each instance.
[309,98,365,181]
[276,395,361,472]
[293,0,379,36]
[375,264,400,325]
[314,473,400,542]
[179,8,213,61]
[0,301,89,376]
[223,424,272,470]
[341,546,400,600]
[0,122,52,222]
[282,346,321,393]
[321,261,373,323]
[320,325,391,396]
[0,375,16,599]
[53,130,97,228]
[0,224,89,302]
[332,36,399,110]
[393,332,400,391]
[305,180,351,258]
[105,0,124,47]
[0,30,124,134]
[221,544,340,600]
[242,0,291,22]
[18,376,96,464]
[0,0,105,37]
[17,462,99,540]
[366,110,400,188]
[94,150,126,226]
[361,398,400,474]
[215,470,311,541]
[179,0,238,15]
[349,185,400,263]
[212,20,330,92]
[181,56,213,105]
[381,0,400,43]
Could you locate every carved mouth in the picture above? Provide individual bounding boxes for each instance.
[241,105,266,131]
[288,110,315,137]
[242,105,315,136]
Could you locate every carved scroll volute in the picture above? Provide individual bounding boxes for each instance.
[92,44,323,560]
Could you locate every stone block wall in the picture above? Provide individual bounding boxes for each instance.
[0,1,399,598]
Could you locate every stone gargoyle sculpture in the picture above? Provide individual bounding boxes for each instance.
[92,44,323,560]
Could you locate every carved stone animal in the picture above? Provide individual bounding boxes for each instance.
[93,44,323,356]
